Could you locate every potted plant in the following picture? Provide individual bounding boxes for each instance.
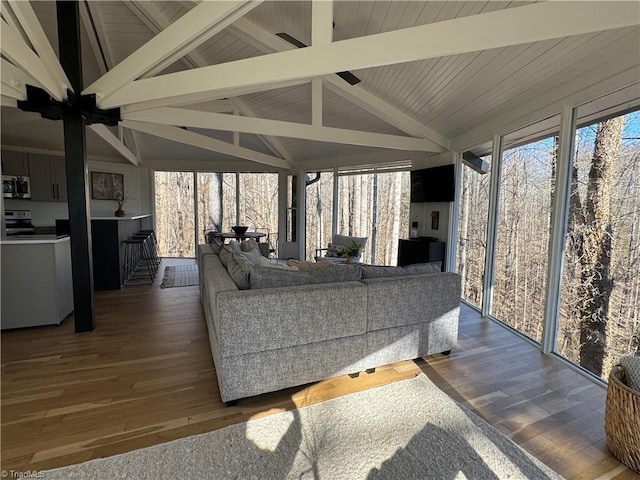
[114,193,126,217]
[342,241,363,264]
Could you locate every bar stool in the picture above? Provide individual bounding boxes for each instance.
[130,232,160,274]
[123,236,155,285]
[139,230,161,260]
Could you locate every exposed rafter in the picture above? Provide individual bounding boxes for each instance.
[0,18,64,100]
[6,0,72,93]
[312,78,322,127]
[80,0,141,164]
[78,1,109,75]
[99,2,639,111]
[1,95,18,108]
[311,0,333,46]
[121,120,293,170]
[228,17,449,149]
[122,107,444,152]
[228,98,292,162]
[83,1,261,104]
[88,125,138,166]
[1,57,43,100]
[122,0,292,163]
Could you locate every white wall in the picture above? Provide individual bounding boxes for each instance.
[409,202,449,242]
[88,161,150,217]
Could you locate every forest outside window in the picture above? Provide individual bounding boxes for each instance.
[557,107,640,381]
[457,155,492,308]
[491,115,560,343]
[334,169,410,265]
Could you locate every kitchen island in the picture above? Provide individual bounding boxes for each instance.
[56,214,152,290]
[1,235,73,329]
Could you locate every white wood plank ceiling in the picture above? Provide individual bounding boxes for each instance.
[1,1,638,171]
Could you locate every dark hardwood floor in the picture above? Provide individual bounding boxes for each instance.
[1,258,636,479]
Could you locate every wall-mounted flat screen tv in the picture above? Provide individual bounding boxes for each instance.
[410,164,455,203]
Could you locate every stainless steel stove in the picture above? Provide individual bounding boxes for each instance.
[5,210,36,235]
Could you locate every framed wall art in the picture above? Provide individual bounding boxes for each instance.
[91,172,124,200]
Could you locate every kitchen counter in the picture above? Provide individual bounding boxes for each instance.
[1,234,70,245]
[1,234,73,329]
[91,214,151,221]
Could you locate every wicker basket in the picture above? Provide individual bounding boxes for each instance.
[605,365,640,473]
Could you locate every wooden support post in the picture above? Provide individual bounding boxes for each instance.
[57,0,95,332]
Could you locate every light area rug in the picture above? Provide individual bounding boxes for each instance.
[44,374,563,479]
[159,264,198,288]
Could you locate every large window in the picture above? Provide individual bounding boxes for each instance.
[491,122,558,343]
[557,109,640,380]
[156,171,278,258]
[154,171,195,258]
[336,170,410,265]
[238,173,279,250]
[457,157,491,308]
[197,172,236,241]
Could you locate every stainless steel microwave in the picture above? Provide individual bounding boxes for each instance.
[2,175,31,199]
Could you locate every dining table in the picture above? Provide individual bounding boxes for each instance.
[213,231,267,242]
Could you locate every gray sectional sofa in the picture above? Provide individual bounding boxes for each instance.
[197,244,461,404]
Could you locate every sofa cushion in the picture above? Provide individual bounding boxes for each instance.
[218,245,233,268]
[227,252,254,290]
[360,262,441,279]
[250,264,362,289]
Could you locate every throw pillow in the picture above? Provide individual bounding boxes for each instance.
[360,262,442,279]
[258,256,298,270]
[326,243,345,258]
[235,247,261,266]
[218,245,233,268]
[251,264,362,289]
[287,259,334,271]
[228,240,242,252]
[619,356,640,391]
[227,251,254,290]
[241,238,259,252]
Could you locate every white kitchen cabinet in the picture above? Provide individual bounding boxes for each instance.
[1,235,73,329]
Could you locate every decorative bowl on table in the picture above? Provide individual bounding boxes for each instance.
[232,225,249,235]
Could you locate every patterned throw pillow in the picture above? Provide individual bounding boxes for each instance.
[619,356,640,391]
[326,243,345,258]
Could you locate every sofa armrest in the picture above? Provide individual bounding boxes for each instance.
[216,281,367,357]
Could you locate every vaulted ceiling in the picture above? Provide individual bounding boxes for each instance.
[1,1,639,171]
